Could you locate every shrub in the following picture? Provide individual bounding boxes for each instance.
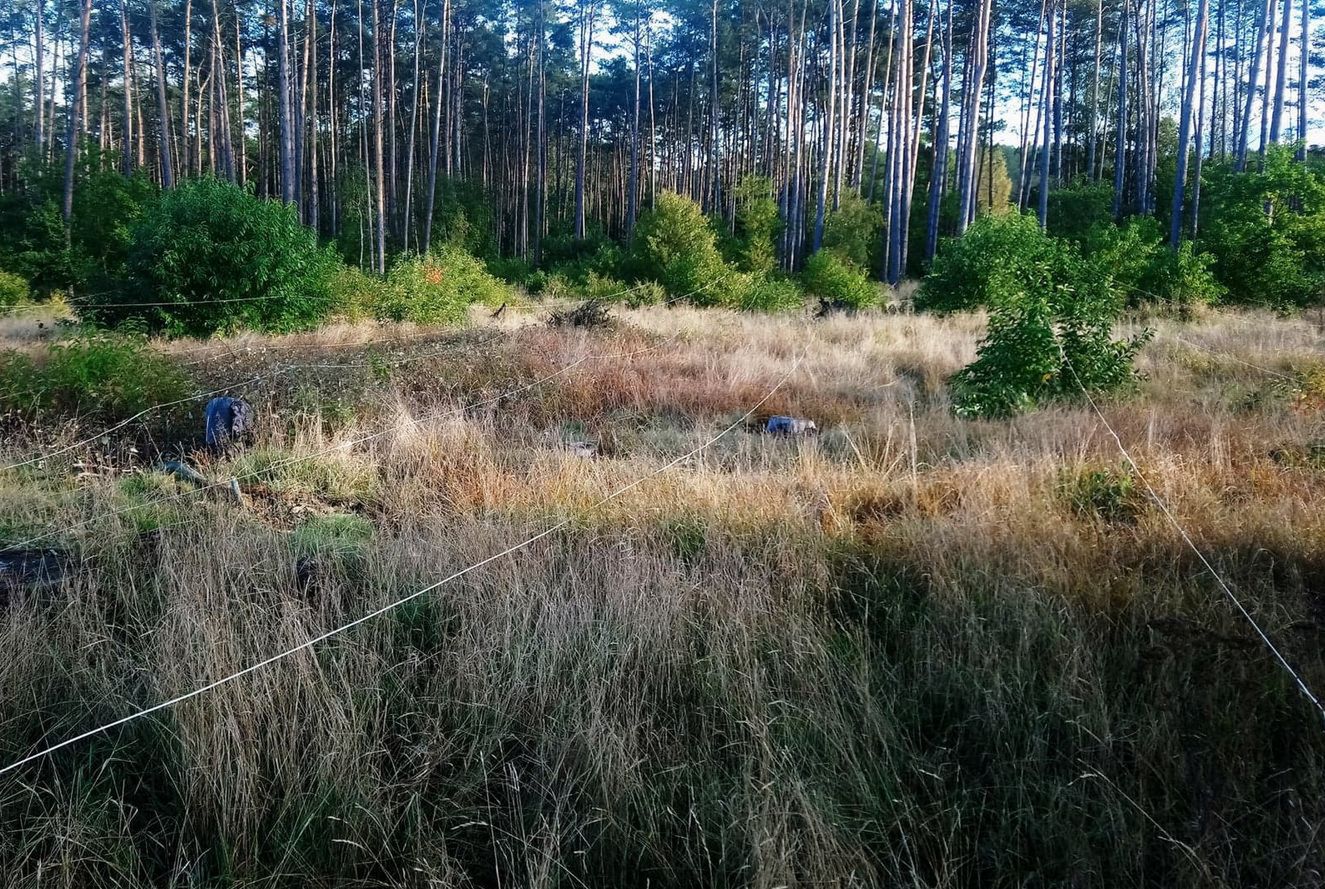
[0,334,192,422]
[1060,465,1142,523]
[1196,148,1325,309]
[917,212,1061,313]
[1045,181,1116,244]
[375,247,513,325]
[326,263,387,320]
[0,270,29,307]
[733,176,782,276]
[801,250,879,311]
[950,245,1152,418]
[1085,217,1223,311]
[631,192,737,305]
[85,178,336,336]
[823,192,883,270]
[740,277,805,313]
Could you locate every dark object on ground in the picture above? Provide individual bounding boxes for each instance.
[491,302,507,319]
[0,548,69,605]
[162,460,208,487]
[205,396,255,448]
[549,299,611,329]
[766,415,818,435]
[815,296,858,318]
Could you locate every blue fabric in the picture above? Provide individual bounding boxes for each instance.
[205,397,254,447]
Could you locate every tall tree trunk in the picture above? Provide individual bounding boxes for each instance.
[62,0,94,224]
[34,0,44,150]
[182,0,193,175]
[626,11,643,242]
[1236,0,1271,168]
[278,0,296,204]
[121,0,134,175]
[925,0,953,262]
[149,0,174,187]
[813,0,839,252]
[1086,0,1103,180]
[423,0,450,251]
[372,0,388,269]
[1297,0,1308,158]
[1269,0,1291,143]
[1037,0,1055,228]
[574,0,597,239]
[1112,0,1127,217]
[1170,0,1208,246]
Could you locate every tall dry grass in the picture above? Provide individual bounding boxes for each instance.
[0,305,1323,887]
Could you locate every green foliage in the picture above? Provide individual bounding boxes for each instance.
[326,262,387,320]
[631,191,742,305]
[84,178,336,336]
[0,270,29,307]
[0,334,192,422]
[740,276,805,313]
[375,247,513,324]
[1197,148,1325,309]
[1060,465,1142,523]
[801,250,879,310]
[950,240,1152,418]
[918,212,1061,313]
[426,177,497,257]
[1045,181,1116,244]
[0,196,71,294]
[822,192,883,270]
[733,176,781,276]
[1085,217,1222,310]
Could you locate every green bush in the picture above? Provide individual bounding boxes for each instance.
[801,250,880,311]
[1196,148,1325,309]
[0,270,29,307]
[732,176,782,276]
[631,192,740,305]
[740,276,805,313]
[950,245,1152,418]
[823,192,883,270]
[0,334,192,422]
[1085,217,1222,310]
[917,212,1062,313]
[375,247,513,325]
[1060,465,1142,523]
[85,178,336,336]
[1045,181,1116,244]
[327,263,387,320]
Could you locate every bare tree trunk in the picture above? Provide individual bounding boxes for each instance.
[34,0,44,150]
[1086,0,1103,180]
[1236,0,1270,168]
[278,0,296,203]
[372,0,387,269]
[813,0,839,252]
[62,0,94,224]
[626,10,643,242]
[574,0,597,239]
[182,0,193,175]
[149,0,174,187]
[121,0,134,175]
[423,0,450,251]
[925,0,952,262]
[1112,0,1127,217]
[1037,0,1055,228]
[1170,0,1208,246]
[1297,0,1308,158]
[1269,0,1291,143]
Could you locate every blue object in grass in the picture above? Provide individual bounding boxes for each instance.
[205,396,255,448]
[765,415,818,435]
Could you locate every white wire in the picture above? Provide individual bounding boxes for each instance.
[1167,334,1301,382]
[1060,349,1325,727]
[0,354,801,777]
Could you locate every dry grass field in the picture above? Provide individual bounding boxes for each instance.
[1,304,1324,887]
